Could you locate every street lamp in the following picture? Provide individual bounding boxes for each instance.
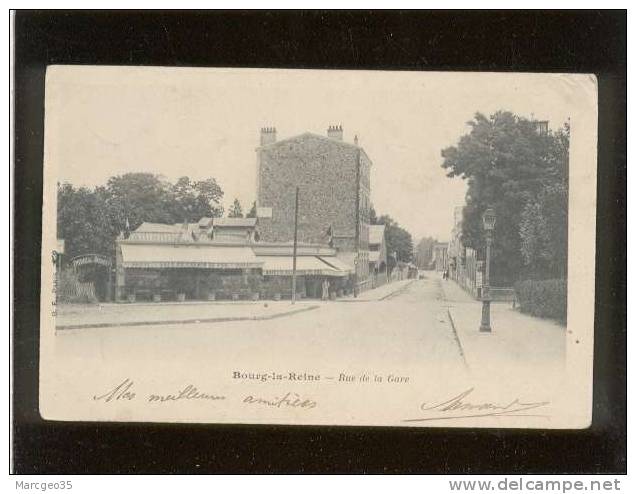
[479,207,496,333]
[353,255,359,298]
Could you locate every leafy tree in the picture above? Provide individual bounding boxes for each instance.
[415,236,438,269]
[57,183,117,260]
[170,176,224,222]
[191,178,224,218]
[519,183,568,279]
[57,173,225,262]
[228,198,244,218]
[441,111,569,285]
[102,173,224,234]
[104,173,176,233]
[376,214,413,266]
[246,201,257,218]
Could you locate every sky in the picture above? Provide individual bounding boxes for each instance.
[45,67,580,242]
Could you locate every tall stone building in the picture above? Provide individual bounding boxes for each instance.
[256,125,372,288]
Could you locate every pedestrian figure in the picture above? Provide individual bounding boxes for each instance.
[322,279,329,301]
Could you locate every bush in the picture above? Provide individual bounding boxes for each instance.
[514,279,567,323]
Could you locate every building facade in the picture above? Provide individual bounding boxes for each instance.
[368,224,388,287]
[112,125,380,302]
[115,222,352,302]
[432,242,449,272]
[447,205,482,298]
[255,125,372,291]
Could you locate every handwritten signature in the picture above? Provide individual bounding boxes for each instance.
[402,387,550,422]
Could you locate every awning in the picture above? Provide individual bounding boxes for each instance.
[120,244,262,269]
[368,251,381,263]
[258,255,349,277]
[317,256,354,274]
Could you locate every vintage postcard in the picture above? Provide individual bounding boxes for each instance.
[39,66,597,428]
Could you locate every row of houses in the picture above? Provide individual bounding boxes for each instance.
[113,125,389,302]
[445,206,481,297]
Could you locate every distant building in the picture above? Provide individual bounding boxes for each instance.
[447,205,482,298]
[447,206,464,280]
[432,242,448,272]
[368,224,388,286]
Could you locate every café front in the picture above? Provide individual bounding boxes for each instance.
[115,234,352,302]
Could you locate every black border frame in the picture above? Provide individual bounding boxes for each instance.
[12,10,627,474]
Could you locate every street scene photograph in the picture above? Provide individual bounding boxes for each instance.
[38,67,597,428]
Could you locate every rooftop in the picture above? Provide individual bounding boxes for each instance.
[213,217,257,228]
[257,132,372,165]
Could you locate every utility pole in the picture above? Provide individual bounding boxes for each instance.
[291,186,299,304]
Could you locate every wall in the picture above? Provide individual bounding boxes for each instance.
[257,133,371,285]
[258,134,358,243]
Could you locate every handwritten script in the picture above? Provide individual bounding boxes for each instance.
[93,378,225,403]
[92,379,317,411]
[243,392,317,410]
[403,387,550,422]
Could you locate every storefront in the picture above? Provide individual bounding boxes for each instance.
[115,237,353,302]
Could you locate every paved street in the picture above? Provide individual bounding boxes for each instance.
[46,273,567,426]
[54,275,467,373]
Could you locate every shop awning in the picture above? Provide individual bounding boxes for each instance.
[258,255,349,277]
[368,251,381,263]
[120,244,262,269]
[317,256,354,274]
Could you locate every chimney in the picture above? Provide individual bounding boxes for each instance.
[260,127,277,146]
[327,124,343,141]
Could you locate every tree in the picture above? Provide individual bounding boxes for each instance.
[192,178,224,218]
[441,111,569,285]
[57,183,116,260]
[171,176,224,222]
[57,173,225,262]
[228,198,244,218]
[415,236,438,269]
[102,173,224,234]
[376,214,413,266]
[246,201,257,218]
[519,183,568,279]
[104,173,176,233]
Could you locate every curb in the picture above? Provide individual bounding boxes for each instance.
[379,279,416,301]
[446,307,469,370]
[335,280,416,303]
[56,305,320,331]
[438,277,470,370]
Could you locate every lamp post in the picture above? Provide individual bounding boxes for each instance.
[353,255,359,298]
[479,207,496,333]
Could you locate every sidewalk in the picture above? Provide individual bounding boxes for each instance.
[55,300,319,330]
[439,277,566,373]
[55,279,415,329]
[338,279,415,302]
